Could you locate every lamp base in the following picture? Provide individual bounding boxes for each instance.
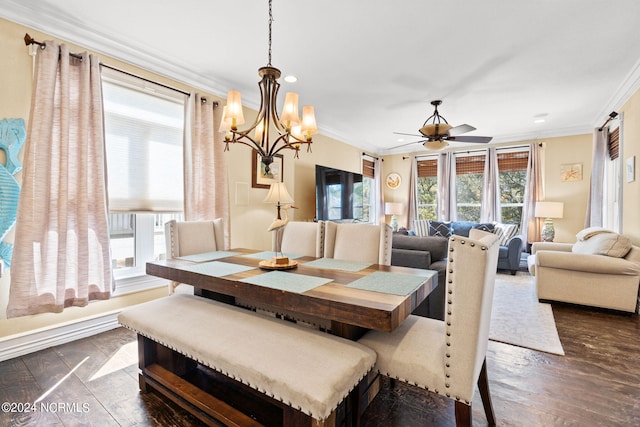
[541,218,555,242]
[390,215,398,232]
[259,257,298,270]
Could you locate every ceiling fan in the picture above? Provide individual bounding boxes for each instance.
[392,100,493,151]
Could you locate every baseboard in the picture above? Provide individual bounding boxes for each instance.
[0,311,121,362]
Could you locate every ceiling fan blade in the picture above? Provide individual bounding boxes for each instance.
[389,140,426,149]
[393,131,422,137]
[448,124,476,136]
[447,135,493,143]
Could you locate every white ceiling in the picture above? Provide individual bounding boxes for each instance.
[3,0,640,154]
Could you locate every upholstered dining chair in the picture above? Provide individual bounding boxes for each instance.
[272,221,325,257]
[358,229,500,426]
[164,218,225,293]
[323,222,392,265]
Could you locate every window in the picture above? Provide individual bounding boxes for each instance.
[497,149,529,226]
[102,68,186,287]
[416,157,438,220]
[361,159,375,222]
[455,153,485,221]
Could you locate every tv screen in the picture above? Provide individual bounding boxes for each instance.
[315,165,363,221]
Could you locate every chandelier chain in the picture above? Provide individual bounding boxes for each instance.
[267,0,273,67]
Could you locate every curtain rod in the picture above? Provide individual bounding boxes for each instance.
[598,111,618,131]
[24,33,218,105]
[362,152,382,161]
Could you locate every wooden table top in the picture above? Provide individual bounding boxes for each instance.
[147,248,437,339]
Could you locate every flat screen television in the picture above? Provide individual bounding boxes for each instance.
[315,164,363,221]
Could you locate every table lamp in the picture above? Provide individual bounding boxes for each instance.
[385,202,403,232]
[535,201,564,242]
[262,182,297,269]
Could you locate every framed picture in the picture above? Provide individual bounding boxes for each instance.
[626,156,635,183]
[560,163,582,182]
[252,151,283,188]
[386,172,402,189]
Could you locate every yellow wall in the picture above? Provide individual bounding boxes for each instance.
[620,88,640,243]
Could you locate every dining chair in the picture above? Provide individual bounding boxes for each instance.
[272,221,325,257]
[358,229,500,426]
[164,218,225,293]
[323,221,392,265]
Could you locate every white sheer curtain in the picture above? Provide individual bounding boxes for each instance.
[480,147,501,223]
[407,156,418,229]
[184,94,230,248]
[522,143,544,244]
[374,157,384,225]
[437,152,456,221]
[8,41,112,317]
[585,127,608,228]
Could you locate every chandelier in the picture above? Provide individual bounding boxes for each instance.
[221,0,317,173]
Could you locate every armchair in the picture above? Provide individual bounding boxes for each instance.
[164,219,225,293]
[359,230,501,426]
[323,222,392,265]
[528,230,640,313]
[272,221,324,257]
[497,234,524,275]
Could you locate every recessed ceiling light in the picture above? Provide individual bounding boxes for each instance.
[284,75,297,83]
[533,113,548,124]
[397,138,405,142]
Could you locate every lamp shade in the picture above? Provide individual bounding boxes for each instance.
[385,202,403,216]
[535,201,564,218]
[263,182,294,205]
[423,139,449,151]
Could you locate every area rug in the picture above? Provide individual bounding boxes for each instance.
[489,272,565,355]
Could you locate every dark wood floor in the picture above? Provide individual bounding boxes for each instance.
[1,302,639,426]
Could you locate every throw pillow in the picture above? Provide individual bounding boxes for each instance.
[413,219,430,237]
[572,232,632,258]
[428,220,452,238]
[493,222,518,246]
[576,227,615,241]
[473,222,496,233]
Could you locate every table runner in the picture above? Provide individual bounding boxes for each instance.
[240,270,332,293]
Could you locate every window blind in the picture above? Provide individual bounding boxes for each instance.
[102,74,186,212]
[456,154,485,175]
[362,159,375,178]
[497,150,529,171]
[608,127,619,160]
[417,158,437,177]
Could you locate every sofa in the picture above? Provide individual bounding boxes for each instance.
[413,220,525,275]
[391,233,449,320]
[391,220,524,320]
[528,227,640,313]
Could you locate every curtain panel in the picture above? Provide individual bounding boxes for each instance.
[8,41,112,317]
[480,147,501,223]
[183,94,230,248]
[522,143,544,244]
[585,127,608,228]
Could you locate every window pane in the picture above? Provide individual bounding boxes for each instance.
[109,214,135,269]
[103,78,185,212]
[417,176,437,220]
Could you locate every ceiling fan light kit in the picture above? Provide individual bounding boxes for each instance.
[423,139,449,151]
[392,99,493,151]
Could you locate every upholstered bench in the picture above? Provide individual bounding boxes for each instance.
[118,294,377,426]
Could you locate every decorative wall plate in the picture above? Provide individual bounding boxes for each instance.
[386,172,401,189]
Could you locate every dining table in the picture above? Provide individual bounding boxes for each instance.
[146,248,438,340]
